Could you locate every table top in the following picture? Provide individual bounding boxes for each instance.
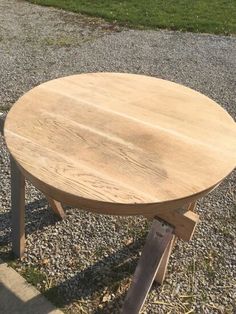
[4,73,236,215]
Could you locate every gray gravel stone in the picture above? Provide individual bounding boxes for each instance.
[0,0,235,313]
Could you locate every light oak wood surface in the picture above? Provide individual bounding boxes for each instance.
[4,73,236,215]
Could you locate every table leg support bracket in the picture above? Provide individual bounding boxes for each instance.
[145,205,199,242]
[46,196,66,219]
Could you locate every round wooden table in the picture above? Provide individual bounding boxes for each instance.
[4,73,236,313]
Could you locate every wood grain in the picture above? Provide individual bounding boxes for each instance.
[155,234,176,285]
[10,156,25,258]
[46,196,65,219]
[122,219,174,313]
[4,73,236,215]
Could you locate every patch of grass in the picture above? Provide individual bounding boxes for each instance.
[0,248,57,306]
[220,226,234,238]
[41,36,79,47]
[198,249,225,283]
[22,266,47,290]
[27,0,236,35]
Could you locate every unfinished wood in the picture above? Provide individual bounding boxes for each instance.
[46,197,65,219]
[188,201,196,212]
[4,73,236,216]
[181,211,199,240]
[122,219,174,314]
[0,113,5,135]
[155,234,176,284]
[146,209,199,241]
[10,156,25,258]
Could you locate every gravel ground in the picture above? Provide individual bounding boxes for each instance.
[0,1,236,313]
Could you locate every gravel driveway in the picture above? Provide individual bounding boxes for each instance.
[0,1,236,313]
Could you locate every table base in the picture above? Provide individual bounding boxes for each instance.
[10,157,199,314]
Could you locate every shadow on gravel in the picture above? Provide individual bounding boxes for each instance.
[0,198,61,252]
[0,203,149,313]
[43,236,148,314]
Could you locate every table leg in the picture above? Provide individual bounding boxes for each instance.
[154,201,196,284]
[10,157,25,258]
[46,196,65,219]
[188,201,196,212]
[122,219,174,314]
[154,234,176,284]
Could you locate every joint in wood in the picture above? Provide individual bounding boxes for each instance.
[145,208,199,242]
